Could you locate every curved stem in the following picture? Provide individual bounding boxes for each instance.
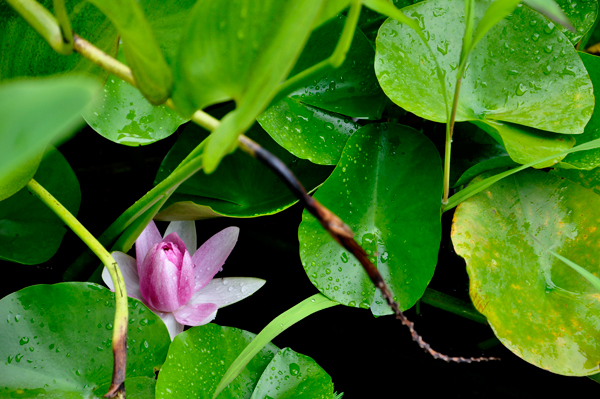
[52,0,73,45]
[27,179,127,398]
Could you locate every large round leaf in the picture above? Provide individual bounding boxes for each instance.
[250,347,334,399]
[559,53,600,169]
[0,147,80,265]
[154,120,333,220]
[155,324,278,398]
[452,169,600,376]
[0,283,170,397]
[82,46,187,146]
[0,0,117,81]
[375,0,594,134]
[299,123,442,315]
[535,0,598,44]
[0,76,97,200]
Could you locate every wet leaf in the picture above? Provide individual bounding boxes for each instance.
[299,123,442,315]
[154,115,333,220]
[0,0,117,81]
[375,0,594,134]
[155,324,278,399]
[250,348,334,399]
[258,14,385,165]
[0,283,170,397]
[0,148,80,265]
[452,168,600,376]
[558,52,600,169]
[551,167,600,194]
[523,0,599,43]
[94,376,156,399]
[454,156,517,187]
[0,76,97,200]
[82,46,187,146]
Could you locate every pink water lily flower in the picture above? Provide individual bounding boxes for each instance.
[102,221,265,340]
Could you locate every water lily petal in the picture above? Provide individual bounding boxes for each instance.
[173,302,218,326]
[188,277,265,309]
[101,251,144,302]
[156,311,184,341]
[178,249,195,306]
[192,226,240,291]
[136,220,162,274]
[140,244,182,312]
[165,221,197,256]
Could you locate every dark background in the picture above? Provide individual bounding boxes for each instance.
[2,122,597,398]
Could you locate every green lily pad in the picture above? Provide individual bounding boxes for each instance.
[472,120,575,168]
[558,53,600,170]
[0,283,171,397]
[155,324,278,398]
[0,0,117,81]
[299,123,442,315]
[0,147,80,265]
[375,0,594,134]
[154,116,333,220]
[357,0,421,43]
[258,14,385,165]
[82,46,187,146]
[454,156,517,187]
[171,0,334,173]
[94,376,156,399]
[86,0,172,104]
[0,76,97,200]
[451,168,600,376]
[524,0,598,44]
[550,167,600,195]
[250,348,334,399]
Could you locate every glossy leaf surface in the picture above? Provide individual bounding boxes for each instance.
[472,120,575,168]
[154,120,333,220]
[0,148,80,265]
[250,348,334,399]
[299,123,442,315]
[155,324,278,399]
[171,0,325,172]
[375,0,594,134]
[559,52,600,169]
[82,47,187,146]
[452,169,600,375]
[523,0,598,43]
[87,0,172,104]
[550,167,600,194]
[0,283,170,397]
[0,76,96,199]
[0,0,116,81]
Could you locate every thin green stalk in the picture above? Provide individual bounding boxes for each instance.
[27,179,127,398]
[5,0,71,54]
[53,0,73,45]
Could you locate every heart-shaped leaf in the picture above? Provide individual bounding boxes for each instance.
[154,117,333,220]
[558,52,600,170]
[258,14,386,165]
[0,75,97,200]
[0,0,117,81]
[155,324,278,399]
[82,46,187,146]
[299,123,442,315]
[0,147,80,265]
[250,348,335,399]
[452,168,600,376]
[0,283,170,397]
[375,0,594,134]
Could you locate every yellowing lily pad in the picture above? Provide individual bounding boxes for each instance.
[452,168,600,376]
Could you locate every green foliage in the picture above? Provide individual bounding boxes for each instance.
[0,283,170,398]
[299,123,442,314]
[0,148,80,264]
[452,169,600,376]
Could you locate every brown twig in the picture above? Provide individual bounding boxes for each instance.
[238,135,498,363]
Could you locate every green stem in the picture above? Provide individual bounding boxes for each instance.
[269,0,362,107]
[52,0,73,45]
[6,0,71,54]
[27,179,127,398]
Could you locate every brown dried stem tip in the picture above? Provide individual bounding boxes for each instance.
[237,135,498,364]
